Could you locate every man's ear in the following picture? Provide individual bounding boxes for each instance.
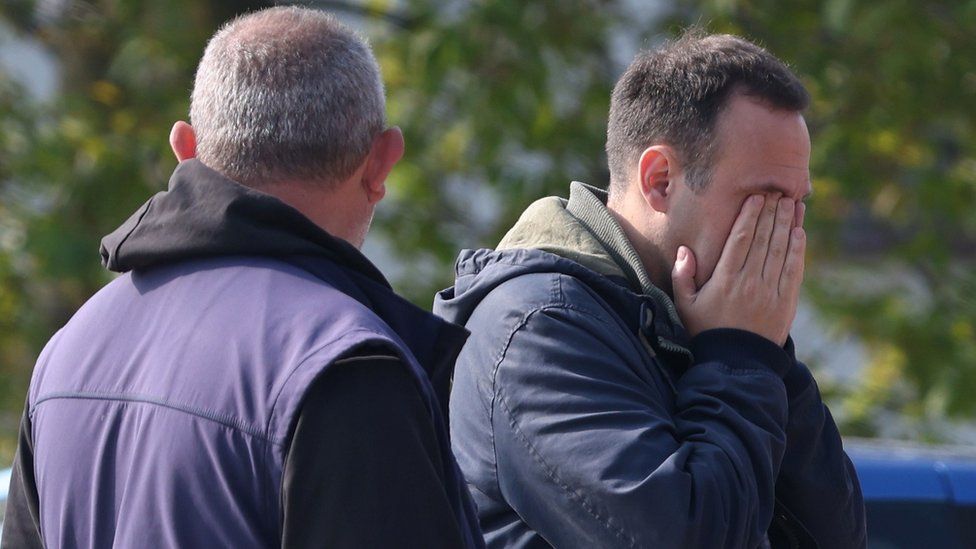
[637,145,676,213]
[169,121,197,162]
[361,127,404,204]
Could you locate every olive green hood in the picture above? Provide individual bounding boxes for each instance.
[497,181,684,330]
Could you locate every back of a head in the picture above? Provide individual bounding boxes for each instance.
[606,30,809,194]
[191,6,385,189]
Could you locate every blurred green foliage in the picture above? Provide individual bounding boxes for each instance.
[0,0,973,462]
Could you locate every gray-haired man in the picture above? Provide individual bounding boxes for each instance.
[3,7,483,548]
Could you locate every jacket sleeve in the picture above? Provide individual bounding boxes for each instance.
[280,354,466,549]
[489,300,791,549]
[770,342,867,549]
[2,400,44,549]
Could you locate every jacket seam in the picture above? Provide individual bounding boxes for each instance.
[486,276,607,500]
[487,308,535,501]
[265,327,394,442]
[264,329,401,537]
[494,386,638,549]
[489,298,639,548]
[32,391,279,444]
[709,363,784,381]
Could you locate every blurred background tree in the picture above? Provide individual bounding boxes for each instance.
[0,0,973,462]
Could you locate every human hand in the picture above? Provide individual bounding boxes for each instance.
[671,194,806,346]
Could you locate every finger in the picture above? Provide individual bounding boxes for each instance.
[763,197,795,282]
[744,192,781,272]
[671,245,698,306]
[714,194,764,275]
[795,202,806,229]
[779,226,807,298]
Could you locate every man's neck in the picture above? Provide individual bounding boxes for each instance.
[606,201,674,299]
[264,179,368,249]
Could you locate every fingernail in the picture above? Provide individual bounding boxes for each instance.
[677,246,687,261]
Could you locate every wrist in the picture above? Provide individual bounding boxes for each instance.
[690,328,793,377]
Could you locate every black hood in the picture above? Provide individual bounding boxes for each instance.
[100,159,389,288]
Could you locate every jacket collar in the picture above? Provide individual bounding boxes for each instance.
[496,181,687,336]
[563,182,687,332]
[100,159,389,286]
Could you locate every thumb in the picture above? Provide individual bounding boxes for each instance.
[671,246,698,304]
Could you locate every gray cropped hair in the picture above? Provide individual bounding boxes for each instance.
[190,6,386,188]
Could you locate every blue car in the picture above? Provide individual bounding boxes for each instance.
[0,440,973,546]
[847,439,976,548]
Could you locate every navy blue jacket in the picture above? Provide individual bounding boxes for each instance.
[434,183,865,548]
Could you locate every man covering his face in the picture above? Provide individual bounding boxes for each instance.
[436,30,865,548]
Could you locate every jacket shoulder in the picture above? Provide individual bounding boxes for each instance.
[469,270,624,325]
[456,270,639,383]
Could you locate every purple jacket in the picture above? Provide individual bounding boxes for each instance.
[25,160,483,548]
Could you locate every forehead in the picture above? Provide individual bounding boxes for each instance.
[712,95,812,199]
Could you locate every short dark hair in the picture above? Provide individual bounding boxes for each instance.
[606,30,809,193]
